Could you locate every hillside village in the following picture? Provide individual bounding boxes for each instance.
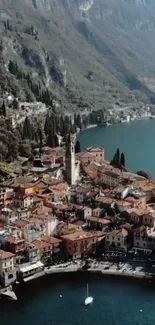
[0,134,155,286]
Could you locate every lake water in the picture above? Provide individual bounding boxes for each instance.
[1,274,155,325]
[78,119,155,178]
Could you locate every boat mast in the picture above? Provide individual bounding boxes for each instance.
[87,284,89,298]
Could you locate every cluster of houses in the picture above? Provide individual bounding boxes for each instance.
[0,139,155,286]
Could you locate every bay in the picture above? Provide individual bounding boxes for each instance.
[78,119,155,178]
[1,274,155,325]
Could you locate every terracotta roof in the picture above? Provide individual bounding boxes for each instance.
[30,217,45,225]
[32,206,52,216]
[32,240,52,249]
[124,196,139,203]
[87,216,111,225]
[133,226,146,234]
[0,249,15,259]
[41,235,62,245]
[116,200,132,207]
[97,196,115,205]
[12,219,29,227]
[75,186,91,195]
[6,235,24,244]
[61,230,97,241]
[106,228,128,238]
[76,151,94,159]
[126,208,148,216]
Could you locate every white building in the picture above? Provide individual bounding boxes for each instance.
[0,250,16,286]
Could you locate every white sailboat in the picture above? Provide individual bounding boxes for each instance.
[84,284,93,306]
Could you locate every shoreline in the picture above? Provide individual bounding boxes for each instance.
[78,114,155,136]
[20,261,155,283]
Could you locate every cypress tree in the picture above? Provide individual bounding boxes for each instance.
[44,114,50,136]
[75,140,81,153]
[38,128,43,154]
[47,130,55,148]
[23,116,32,139]
[54,133,59,147]
[116,148,120,167]
[12,98,19,109]
[76,113,82,129]
[1,101,6,117]
[120,152,125,167]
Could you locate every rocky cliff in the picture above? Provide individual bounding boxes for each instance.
[1,0,155,112]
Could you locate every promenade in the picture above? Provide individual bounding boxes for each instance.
[44,260,155,279]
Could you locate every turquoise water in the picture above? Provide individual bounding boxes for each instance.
[78,119,155,178]
[1,274,155,325]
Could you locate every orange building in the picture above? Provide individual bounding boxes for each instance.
[61,230,97,259]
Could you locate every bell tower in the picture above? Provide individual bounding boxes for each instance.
[65,133,76,185]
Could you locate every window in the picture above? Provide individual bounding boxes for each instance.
[100,154,102,157]
[112,237,114,240]
[107,236,109,239]
[137,242,139,246]
[145,218,147,221]
[117,243,120,247]
[143,243,146,247]
[118,237,120,241]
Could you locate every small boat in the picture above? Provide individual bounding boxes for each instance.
[0,285,17,301]
[84,284,93,306]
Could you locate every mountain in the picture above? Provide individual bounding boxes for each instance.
[1,0,155,112]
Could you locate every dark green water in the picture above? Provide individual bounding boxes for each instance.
[1,274,155,325]
[78,119,155,178]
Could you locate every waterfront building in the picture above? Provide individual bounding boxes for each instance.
[6,235,26,264]
[105,228,129,252]
[0,250,16,286]
[41,235,62,260]
[25,242,38,264]
[133,226,155,251]
[61,230,97,259]
[17,261,44,281]
[32,240,53,263]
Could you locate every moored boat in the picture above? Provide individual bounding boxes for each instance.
[0,285,17,301]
